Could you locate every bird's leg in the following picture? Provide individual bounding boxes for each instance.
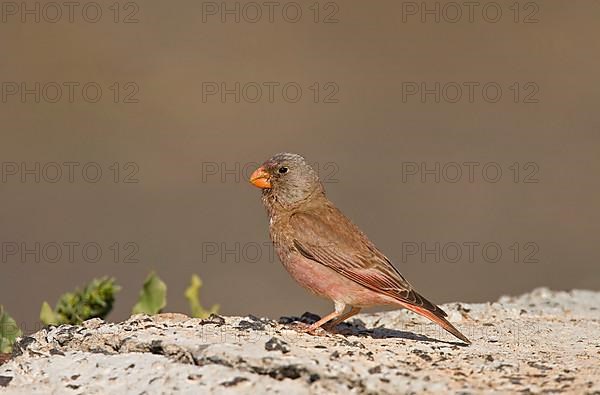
[323,306,361,330]
[303,301,346,334]
[303,311,341,333]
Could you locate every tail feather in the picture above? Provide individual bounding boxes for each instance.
[397,301,471,344]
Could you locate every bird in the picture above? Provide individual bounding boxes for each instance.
[249,152,470,344]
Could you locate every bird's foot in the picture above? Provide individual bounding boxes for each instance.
[286,322,310,331]
[286,322,328,336]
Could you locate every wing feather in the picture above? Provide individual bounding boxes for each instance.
[289,209,447,317]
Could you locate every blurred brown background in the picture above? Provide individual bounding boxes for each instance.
[1,0,599,332]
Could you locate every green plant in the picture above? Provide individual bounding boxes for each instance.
[0,306,22,353]
[40,277,120,326]
[132,272,167,315]
[185,274,219,319]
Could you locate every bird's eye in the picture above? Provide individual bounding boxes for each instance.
[278,166,289,174]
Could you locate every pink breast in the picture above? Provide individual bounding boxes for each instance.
[281,254,399,308]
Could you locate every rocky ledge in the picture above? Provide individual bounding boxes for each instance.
[0,288,599,394]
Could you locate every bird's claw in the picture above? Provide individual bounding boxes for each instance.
[286,322,328,336]
[289,323,351,336]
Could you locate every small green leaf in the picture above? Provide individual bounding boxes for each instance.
[0,306,22,353]
[132,272,167,315]
[39,302,59,326]
[39,277,120,326]
[185,274,219,319]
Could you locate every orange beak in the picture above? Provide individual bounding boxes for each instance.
[249,166,271,189]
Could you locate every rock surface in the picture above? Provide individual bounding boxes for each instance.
[0,288,599,394]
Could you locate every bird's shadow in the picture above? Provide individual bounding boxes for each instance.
[280,313,468,347]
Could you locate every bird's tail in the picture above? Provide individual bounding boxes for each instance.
[397,300,471,344]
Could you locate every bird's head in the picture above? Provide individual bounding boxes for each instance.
[249,152,323,207]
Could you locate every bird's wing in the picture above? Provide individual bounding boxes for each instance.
[289,209,446,317]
